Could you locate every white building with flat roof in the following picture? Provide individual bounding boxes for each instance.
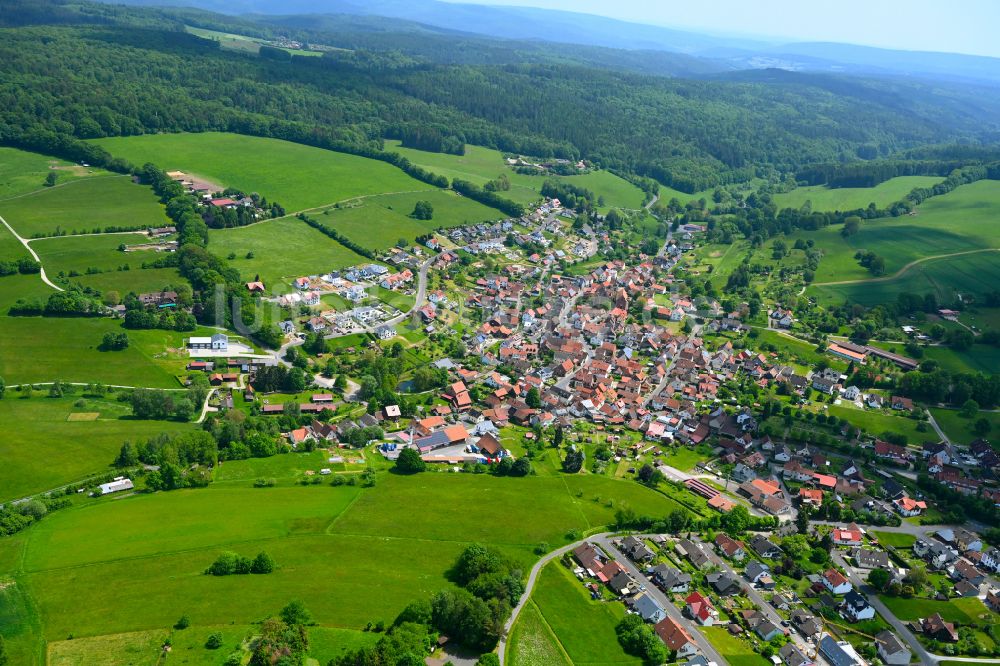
[100,478,134,495]
[188,333,228,351]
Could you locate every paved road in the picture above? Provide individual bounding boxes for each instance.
[0,212,63,291]
[196,388,218,424]
[593,535,728,665]
[498,533,613,665]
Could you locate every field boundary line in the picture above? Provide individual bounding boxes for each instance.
[524,597,574,666]
[812,248,1000,286]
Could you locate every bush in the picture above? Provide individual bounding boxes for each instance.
[174,615,190,630]
[205,632,224,649]
[394,448,426,474]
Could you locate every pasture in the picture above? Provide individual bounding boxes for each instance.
[0,316,193,389]
[385,140,646,211]
[826,404,930,444]
[0,217,30,262]
[0,394,192,502]
[317,188,503,251]
[207,217,369,289]
[0,147,101,201]
[28,233,182,294]
[95,133,435,212]
[930,408,1000,446]
[528,562,640,665]
[801,180,1000,284]
[773,176,943,211]
[508,603,571,666]
[0,176,171,238]
[1,468,686,664]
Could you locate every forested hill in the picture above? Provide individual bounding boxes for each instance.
[1,0,1000,192]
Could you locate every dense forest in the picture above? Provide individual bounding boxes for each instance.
[2,0,1000,192]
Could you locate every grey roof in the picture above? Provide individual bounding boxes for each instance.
[746,560,771,581]
[876,630,909,657]
[820,636,860,666]
[632,592,665,620]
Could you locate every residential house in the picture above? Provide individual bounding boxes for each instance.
[655,617,698,658]
[832,526,864,547]
[849,548,889,570]
[745,561,771,585]
[841,590,875,622]
[779,643,812,666]
[922,613,958,643]
[622,536,656,563]
[676,539,712,570]
[684,591,718,626]
[707,572,742,597]
[629,592,667,624]
[822,569,852,595]
[876,631,911,665]
[714,534,747,561]
[650,565,692,593]
[750,534,783,559]
[894,497,927,516]
[819,636,865,666]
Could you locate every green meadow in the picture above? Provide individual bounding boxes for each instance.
[95,133,435,212]
[773,176,942,211]
[316,189,503,251]
[827,404,930,444]
[701,626,768,666]
[0,147,102,201]
[208,217,369,289]
[879,596,989,625]
[800,180,1000,285]
[29,233,182,294]
[385,140,646,211]
[0,395,192,502]
[0,215,30,261]
[508,603,571,666]
[0,176,171,238]
[1,469,686,664]
[930,407,1000,445]
[526,562,641,665]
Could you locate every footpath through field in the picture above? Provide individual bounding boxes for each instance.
[0,211,63,291]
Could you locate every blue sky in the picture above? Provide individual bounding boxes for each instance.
[451,0,999,58]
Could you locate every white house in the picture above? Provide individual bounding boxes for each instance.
[842,590,875,622]
[842,386,861,400]
[99,477,134,495]
[822,569,852,595]
[376,326,395,340]
[188,333,228,351]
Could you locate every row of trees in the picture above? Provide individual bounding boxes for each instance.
[205,550,275,576]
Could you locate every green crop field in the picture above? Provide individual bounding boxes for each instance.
[800,180,1000,285]
[0,468,686,664]
[773,176,943,211]
[28,233,182,294]
[385,140,645,211]
[930,408,1000,445]
[316,189,503,251]
[528,562,641,665]
[0,316,197,389]
[95,133,436,212]
[0,147,104,201]
[208,217,369,289]
[811,250,1000,307]
[0,395,193,502]
[0,176,171,238]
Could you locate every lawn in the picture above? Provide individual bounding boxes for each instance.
[773,176,943,211]
[800,180,1000,285]
[385,140,645,211]
[0,394,193,502]
[208,216,369,289]
[28,233,182,294]
[507,603,571,666]
[702,625,768,666]
[0,176,171,238]
[660,445,712,472]
[95,133,435,212]
[0,146,102,200]
[879,596,989,624]
[529,562,641,665]
[870,531,917,549]
[0,220,31,264]
[0,317,186,389]
[315,189,503,251]
[750,328,835,371]
[1,469,691,663]
[930,408,1000,446]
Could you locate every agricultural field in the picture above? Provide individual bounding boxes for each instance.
[0,217,30,262]
[28,233,182,294]
[385,140,646,211]
[810,250,1000,307]
[315,188,503,251]
[507,603,571,666]
[0,175,171,238]
[526,562,641,665]
[800,180,1000,285]
[95,133,436,212]
[930,407,1000,445]
[0,394,193,502]
[207,217,369,289]
[773,176,942,211]
[0,146,101,200]
[0,469,685,665]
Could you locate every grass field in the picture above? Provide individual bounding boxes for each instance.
[508,602,571,666]
[186,26,325,58]
[0,316,197,389]
[29,233,182,294]
[773,176,943,211]
[1,468,688,664]
[0,217,30,262]
[827,404,931,444]
[95,133,436,212]
[702,625,768,666]
[0,395,193,502]
[811,251,1000,307]
[208,217,369,288]
[879,596,989,624]
[385,140,645,211]
[800,180,1000,285]
[871,531,917,548]
[528,563,641,665]
[0,176,171,238]
[0,147,102,201]
[316,189,502,251]
[930,408,1000,446]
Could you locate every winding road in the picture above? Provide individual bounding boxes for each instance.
[811,248,1000,287]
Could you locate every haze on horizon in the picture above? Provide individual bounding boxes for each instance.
[447,0,1000,59]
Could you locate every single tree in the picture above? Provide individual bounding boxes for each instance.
[395,447,426,474]
[251,551,275,574]
[867,568,891,592]
[525,387,541,408]
[279,600,312,627]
